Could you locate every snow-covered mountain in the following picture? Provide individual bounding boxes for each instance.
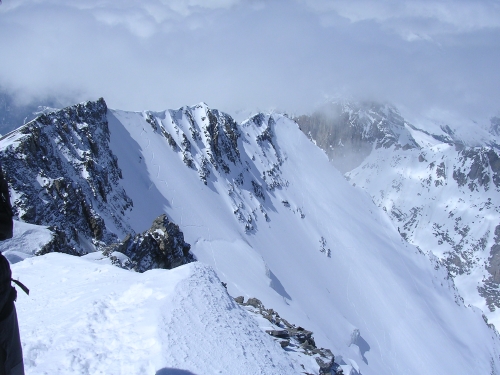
[297,101,500,328]
[2,99,500,374]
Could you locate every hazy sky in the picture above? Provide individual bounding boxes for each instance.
[0,0,499,125]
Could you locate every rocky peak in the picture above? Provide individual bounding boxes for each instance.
[0,98,133,254]
[164,104,241,176]
[102,214,195,272]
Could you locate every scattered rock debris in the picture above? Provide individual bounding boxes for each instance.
[234,296,343,375]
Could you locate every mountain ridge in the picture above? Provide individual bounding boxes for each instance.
[1,98,499,374]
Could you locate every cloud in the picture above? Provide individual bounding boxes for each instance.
[84,0,247,36]
[300,0,500,36]
[0,0,498,127]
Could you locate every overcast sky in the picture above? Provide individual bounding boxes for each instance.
[0,0,499,126]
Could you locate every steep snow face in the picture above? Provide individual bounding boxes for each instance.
[104,104,500,374]
[12,254,300,375]
[2,99,500,374]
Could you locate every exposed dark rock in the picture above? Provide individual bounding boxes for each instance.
[204,108,241,173]
[102,214,195,272]
[486,244,500,283]
[265,329,290,339]
[145,112,158,131]
[452,147,500,191]
[36,226,76,256]
[251,180,265,200]
[436,162,446,179]
[161,128,179,150]
[316,355,336,375]
[236,296,339,374]
[480,225,500,311]
[0,98,133,254]
[233,296,244,304]
[279,340,289,348]
[245,297,263,309]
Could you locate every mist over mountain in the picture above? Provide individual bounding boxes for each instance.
[2,1,499,373]
[1,0,499,124]
[1,98,499,374]
[0,89,63,136]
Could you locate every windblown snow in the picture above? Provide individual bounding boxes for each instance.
[13,254,299,375]
[3,101,500,374]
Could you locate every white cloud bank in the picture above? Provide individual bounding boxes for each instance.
[0,0,499,125]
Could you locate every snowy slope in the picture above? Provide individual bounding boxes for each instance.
[12,253,300,375]
[2,100,500,374]
[102,105,500,374]
[297,101,500,333]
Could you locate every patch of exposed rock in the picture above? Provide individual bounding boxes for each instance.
[234,296,343,375]
[452,147,500,191]
[479,225,500,311]
[36,226,75,256]
[101,214,195,272]
[0,98,133,254]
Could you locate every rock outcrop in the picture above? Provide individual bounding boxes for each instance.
[235,296,342,375]
[102,214,195,272]
[0,98,133,254]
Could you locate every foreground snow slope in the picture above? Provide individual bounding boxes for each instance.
[13,254,299,375]
[102,106,500,374]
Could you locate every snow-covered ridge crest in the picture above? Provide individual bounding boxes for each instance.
[13,254,302,375]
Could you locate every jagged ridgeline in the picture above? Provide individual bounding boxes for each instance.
[0,99,131,254]
[0,99,197,271]
[0,98,283,269]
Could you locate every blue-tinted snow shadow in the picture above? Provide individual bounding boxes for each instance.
[107,111,175,226]
[1,252,24,264]
[267,268,292,300]
[156,368,199,375]
[353,334,370,364]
